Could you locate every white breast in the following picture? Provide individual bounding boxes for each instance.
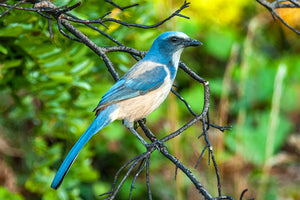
[172,48,184,68]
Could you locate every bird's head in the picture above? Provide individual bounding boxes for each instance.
[156,31,202,50]
[145,31,202,64]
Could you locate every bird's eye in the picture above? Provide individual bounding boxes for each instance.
[171,37,178,42]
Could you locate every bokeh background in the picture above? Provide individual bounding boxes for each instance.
[0,0,300,199]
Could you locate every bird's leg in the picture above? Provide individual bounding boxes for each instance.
[124,120,149,146]
[134,118,147,129]
[124,120,167,151]
[130,126,167,151]
[141,118,147,124]
[150,140,168,151]
[128,126,149,146]
[138,120,168,151]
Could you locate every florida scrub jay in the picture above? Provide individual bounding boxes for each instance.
[51,31,202,189]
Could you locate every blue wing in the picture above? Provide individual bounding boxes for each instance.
[94,64,167,114]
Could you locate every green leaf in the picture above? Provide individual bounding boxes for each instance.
[0,44,8,55]
[71,60,94,75]
[0,187,24,200]
[49,73,74,83]
[2,59,22,69]
[0,23,32,37]
[72,81,91,90]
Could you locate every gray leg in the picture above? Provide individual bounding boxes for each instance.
[124,120,148,146]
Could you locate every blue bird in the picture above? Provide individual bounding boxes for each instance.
[51,31,202,189]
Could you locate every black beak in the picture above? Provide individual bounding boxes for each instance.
[184,38,203,47]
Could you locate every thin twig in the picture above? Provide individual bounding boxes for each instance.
[63,1,190,29]
[172,86,232,132]
[100,152,153,200]
[198,117,222,196]
[289,0,300,7]
[195,144,208,168]
[57,17,82,42]
[272,10,300,34]
[160,147,213,199]
[59,18,120,81]
[256,0,300,35]
[145,155,152,200]
[209,123,232,132]
[0,2,37,11]
[171,88,197,117]
[47,17,53,38]
[99,154,142,197]
[240,189,249,200]
[160,80,210,142]
[129,158,147,199]
[0,0,25,18]
[104,0,139,11]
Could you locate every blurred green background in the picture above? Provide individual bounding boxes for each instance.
[1,0,300,199]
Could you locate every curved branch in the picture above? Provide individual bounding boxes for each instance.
[64,1,190,29]
[0,0,25,18]
[104,0,139,11]
[256,0,300,35]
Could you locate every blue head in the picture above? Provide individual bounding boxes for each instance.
[144,31,202,65]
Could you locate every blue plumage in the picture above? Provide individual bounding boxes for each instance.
[96,64,167,109]
[51,104,117,189]
[51,31,202,189]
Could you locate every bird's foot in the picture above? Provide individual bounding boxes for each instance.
[133,118,147,129]
[146,140,167,152]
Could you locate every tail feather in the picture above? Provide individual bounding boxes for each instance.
[51,106,115,189]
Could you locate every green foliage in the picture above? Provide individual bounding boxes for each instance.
[226,111,292,164]
[204,30,237,60]
[0,187,24,200]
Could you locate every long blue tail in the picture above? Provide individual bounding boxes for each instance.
[51,106,115,189]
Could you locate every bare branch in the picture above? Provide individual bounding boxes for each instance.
[57,17,82,42]
[58,0,190,29]
[272,9,300,34]
[0,2,38,11]
[256,0,300,35]
[171,88,197,117]
[159,147,214,199]
[145,155,152,200]
[0,0,25,18]
[289,0,300,7]
[195,144,209,168]
[104,0,139,11]
[100,1,190,28]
